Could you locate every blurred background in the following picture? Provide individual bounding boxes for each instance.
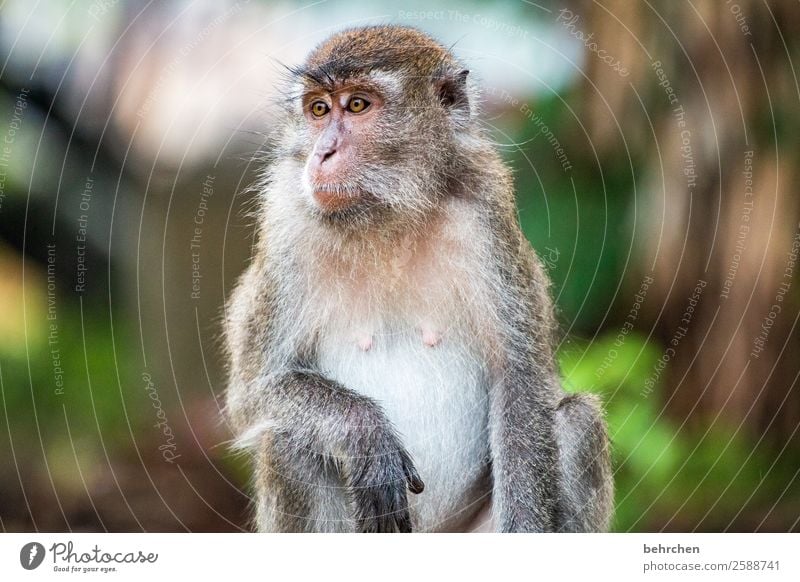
[0,0,798,532]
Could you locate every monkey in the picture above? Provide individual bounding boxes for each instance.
[223,25,613,533]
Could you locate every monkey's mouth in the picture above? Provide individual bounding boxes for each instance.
[308,187,386,226]
[311,184,369,214]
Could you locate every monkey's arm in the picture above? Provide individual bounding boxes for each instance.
[485,236,562,533]
[230,366,424,533]
[224,262,423,532]
[486,231,613,532]
[486,339,560,532]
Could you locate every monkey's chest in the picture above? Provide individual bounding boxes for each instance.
[316,324,491,532]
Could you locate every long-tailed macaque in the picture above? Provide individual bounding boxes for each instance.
[224,25,613,532]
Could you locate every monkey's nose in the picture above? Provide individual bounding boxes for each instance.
[312,135,339,165]
[319,148,336,164]
[309,147,337,177]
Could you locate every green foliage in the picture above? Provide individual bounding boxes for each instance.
[559,333,799,531]
[506,91,639,330]
[0,302,139,458]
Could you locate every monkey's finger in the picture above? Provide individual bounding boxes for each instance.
[357,485,398,533]
[357,500,380,533]
[387,479,413,533]
[404,465,425,494]
[399,450,425,494]
[394,508,413,533]
[378,511,396,534]
[359,517,378,533]
[407,475,424,494]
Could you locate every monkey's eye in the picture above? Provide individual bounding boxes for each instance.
[310,101,330,117]
[346,96,370,114]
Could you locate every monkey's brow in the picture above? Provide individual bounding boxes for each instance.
[288,61,362,92]
[288,57,400,91]
[294,76,387,100]
[287,65,329,88]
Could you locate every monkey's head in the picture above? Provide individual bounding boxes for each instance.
[278,26,478,229]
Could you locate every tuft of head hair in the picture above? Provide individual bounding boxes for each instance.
[301,26,456,83]
[289,25,473,117]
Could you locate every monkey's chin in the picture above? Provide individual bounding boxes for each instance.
[311,186,362,214]
[308,193,386,228]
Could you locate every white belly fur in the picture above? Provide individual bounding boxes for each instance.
[316,322,491,531]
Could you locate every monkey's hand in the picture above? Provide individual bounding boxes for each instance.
[228,369,424,532]
[346,428,424,533]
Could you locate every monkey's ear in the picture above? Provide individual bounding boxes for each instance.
[435,69,471,115]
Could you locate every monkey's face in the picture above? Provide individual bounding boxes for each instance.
[280,27,476,228]
[286,78,474,230]
[289,70,472,228]
[299,79,390,217]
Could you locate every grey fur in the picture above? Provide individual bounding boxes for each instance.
[223,25,613,533]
